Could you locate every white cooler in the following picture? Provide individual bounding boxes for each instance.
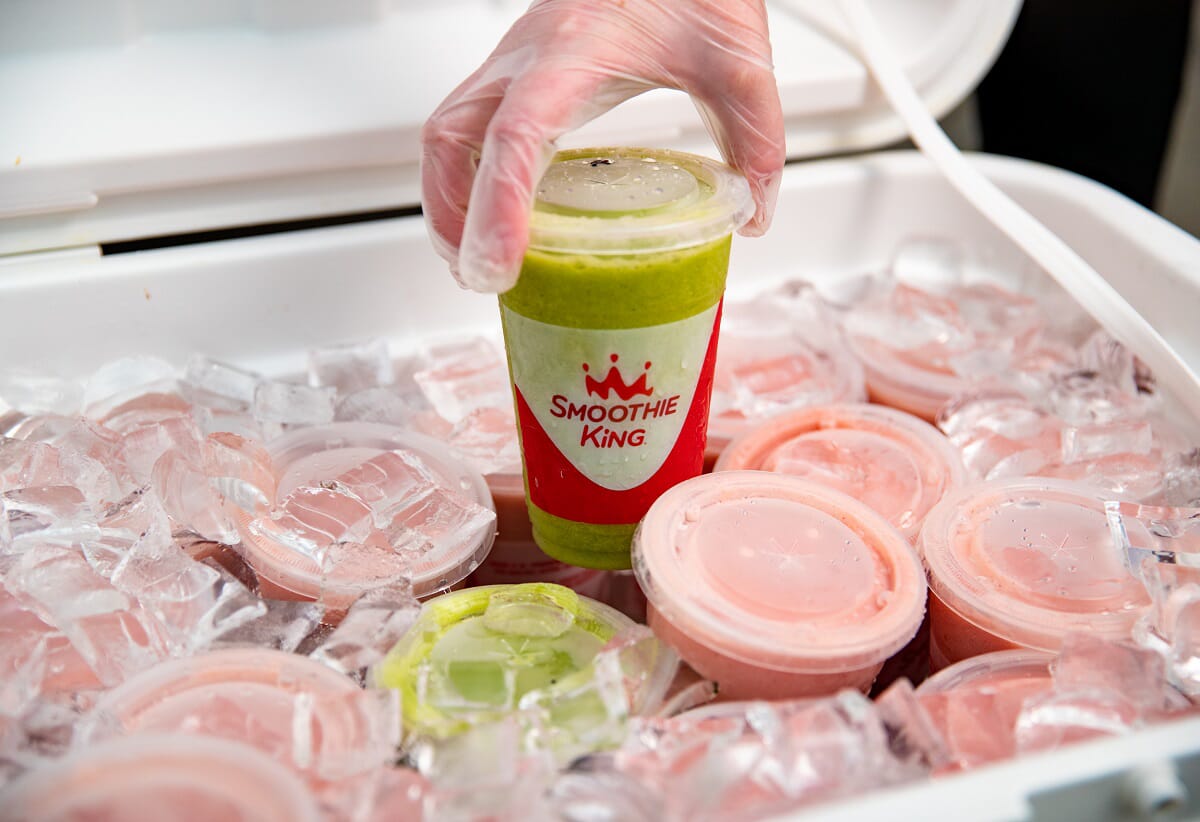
[3,1,1200,819]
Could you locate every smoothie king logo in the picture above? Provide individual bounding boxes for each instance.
[549,353,681,449]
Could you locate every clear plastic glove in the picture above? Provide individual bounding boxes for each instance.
[421,0,786,293]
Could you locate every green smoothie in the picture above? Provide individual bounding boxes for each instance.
[374,583,633,740]
[499,148,752,569]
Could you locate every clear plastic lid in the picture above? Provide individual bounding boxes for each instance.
[915,649,1054,696]
[633,471,927,674]
[527,148,753,255]
[714,404,966,542]
[373,583,637,738]
[919,478,1154,652]
[2,734,321,822]
[79,648,373,780]
[235,422,496,600]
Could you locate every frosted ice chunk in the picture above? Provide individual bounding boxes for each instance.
[183,354,260,408]
[253,380,336,429]
[335,387,423,427]
[383,487,495,559]
[889,237,964,293]
[334,450,439,528]
[309,586,420,679]
[82,356,178,417]
[414,337,510,424]
[2,486,99,547]
[116,415,205,485]
[248,485,375,564]
[204,432,275,515]
[7,546,164,686]
[446,407,521,477]
[417,717,555,822]
[209,597,324,654]
[0,373,82,416]
[1060,419,1154,464]
[150,450,239,544]
[308,338,394,394]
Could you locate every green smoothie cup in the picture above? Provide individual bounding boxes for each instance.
[499,147,753,569]
[372,583,676,758]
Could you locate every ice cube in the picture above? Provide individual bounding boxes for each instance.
[387,487,495,559]
[2,486,99,547]
[116,415,205,485]
[0,373,82,416]
[334,450,439,528]
[889,237,964,293]
[210,597,324,654]
[151,451,239,544]
[335,387,423,427]
[308,338,394,394]
[7,546,165,686]
[182,561,271,652]
[247,484,376,568]
[414,337,511,424]
[1060,419,1154,464]
[204,432,276,515]
[446,407,522,476]
[547,766,663,822]
[253,380,337,430]
[416,717,555,821]
[183,354,260,409]
[82,356,178,418]
[309,586,420,679]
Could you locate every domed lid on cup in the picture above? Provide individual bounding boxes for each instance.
[915,649,1054,696]
[373,583,638,738]
[79,648,378,781]
[919,478,1154,652]
[236,422,496,601]
[715,403,965,541]
[527,148,753,255]
[2,734,321,822]
[633,471,927,675]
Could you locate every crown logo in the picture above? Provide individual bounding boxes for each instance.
[583,354,653,400]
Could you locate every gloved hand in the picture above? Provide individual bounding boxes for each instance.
[421,0,786,293]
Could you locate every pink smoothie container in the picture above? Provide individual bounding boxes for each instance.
[714,403,966,543]
[78,647,383,785]
[920,478,1154,671]
[633,471,926,700]
[1,734,321,822]
[915,649,1054,772]
[470,471,607,598]
[234,422,496,606]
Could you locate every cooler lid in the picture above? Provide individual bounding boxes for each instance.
[0,0,1021,255]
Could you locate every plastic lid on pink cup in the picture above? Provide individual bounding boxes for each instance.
[633,471,926,674]
[916,649,1054,696]
[714,404,965,542]
[2,734,321,822]
[920,478,1154,652]
[236,422,495,600]
[79,648,376,780]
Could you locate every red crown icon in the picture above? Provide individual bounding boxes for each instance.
[583,354,653,400]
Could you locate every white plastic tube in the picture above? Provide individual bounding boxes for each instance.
[795,0,1200,419]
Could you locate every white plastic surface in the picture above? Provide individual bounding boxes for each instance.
[0,0,1019,254]
[1,151,1199,818]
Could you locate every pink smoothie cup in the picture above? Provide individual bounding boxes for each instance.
[915,649,1054,771]
[634,471,926,700]
[920,478,1154,671]
[234,422,495,608]
[2,734,321,822]
[79,647,384,785]
[714,403,965,543]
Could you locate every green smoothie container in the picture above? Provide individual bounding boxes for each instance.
[373,583,675,751]
[499,147,753,569]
